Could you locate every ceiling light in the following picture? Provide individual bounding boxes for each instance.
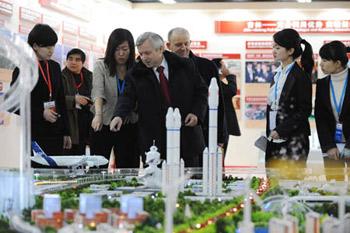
[297,0,312,3]
[159,0,176,4]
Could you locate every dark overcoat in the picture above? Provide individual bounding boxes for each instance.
[315,69,350,153]
[115,51,208,166]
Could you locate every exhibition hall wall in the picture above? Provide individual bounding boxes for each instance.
[0,0,349,168]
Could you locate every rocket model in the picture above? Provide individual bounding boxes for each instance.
[202,78,223,196]
[162,107,185,193]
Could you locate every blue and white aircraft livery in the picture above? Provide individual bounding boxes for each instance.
[31,141,108,168]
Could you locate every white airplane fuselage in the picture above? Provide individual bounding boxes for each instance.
[31,141,108,168]
[31,155,108,168]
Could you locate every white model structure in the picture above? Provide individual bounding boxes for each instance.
[0,32,37,215]
[31,141,108,169]
[202,78,223,196]
[162,107,185,193]
[139,144,162,188]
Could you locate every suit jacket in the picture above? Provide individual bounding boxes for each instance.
[91,59,137,125]
[315,69,350,152]
[189,51,228,144]
[222,74,241,136]
[115,51,208,164]
[266,63,312,140]
[61,67,93,144]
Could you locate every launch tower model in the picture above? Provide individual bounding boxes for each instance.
[162,107,185,193]
[202,78,223,196]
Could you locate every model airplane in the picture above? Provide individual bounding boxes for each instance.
[31,141,108,169]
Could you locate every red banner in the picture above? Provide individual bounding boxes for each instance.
[246,53,274,60]
[245,96,267,104]
[79,27,97,42]
[92,46,105,54]
[324,40,350,47]
[62,21,78,35]
[216,20,350,34]
[246,41,273,50]
[42,14,61,32]
[19,7,42,23]
[0,0,13,16]
[62,35,77,47]
[190,41,207,49]
[196,53,241,60]
[78,40,92,51]
[18,24,35,34]
[39,0,89,22]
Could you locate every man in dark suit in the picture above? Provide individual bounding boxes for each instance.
[110,32,208,167]
[166,27,228,157]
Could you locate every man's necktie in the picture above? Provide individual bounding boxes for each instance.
[156,66,171,105]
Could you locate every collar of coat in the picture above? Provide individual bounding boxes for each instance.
[133,50,188,75]
[62,66,92,77]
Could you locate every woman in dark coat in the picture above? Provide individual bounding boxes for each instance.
[315,41,350,180]
[212,58,241,155]
[265,28,314,169]
[61,48,93,155]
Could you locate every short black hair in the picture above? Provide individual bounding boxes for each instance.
[319,41,350,68]
[212,58,222,69]
[66,48,86,63]
[27,24,58,47]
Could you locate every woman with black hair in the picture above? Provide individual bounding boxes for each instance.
[26,24,71,158]
[265,28,314,168]
[90,28,138,168]
[211,58,241,153]
[315,41,350,179]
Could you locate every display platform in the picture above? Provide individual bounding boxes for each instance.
[1,167,350,233]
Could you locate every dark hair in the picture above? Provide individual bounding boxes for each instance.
[66,48,86,63]
[104,28,135,76]
[319,40,350,68]
[212,58,222,70]
[27,24,58,47]
[273,28,314,76]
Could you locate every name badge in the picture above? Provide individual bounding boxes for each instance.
[269,110,277,131]
[44,101,56,111]
[335,123,343,143]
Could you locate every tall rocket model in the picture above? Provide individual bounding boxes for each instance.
[202,78,223,196]
[162,107,185,193]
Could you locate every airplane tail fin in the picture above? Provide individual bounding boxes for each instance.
[31,141,48,157]
[31,141,58,167]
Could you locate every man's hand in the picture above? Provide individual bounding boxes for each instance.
[43,109,58,123]
[91,114,103,132]
[327,147,340,160]
[63,136,72,150]
[269,130,280,140]
[184,113,198,127]
[110,117,123,132]
[75,95,90,106]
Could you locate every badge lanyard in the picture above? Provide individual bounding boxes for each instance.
[116,74,125,95]
[273,63,294,110]
[330,76,348,143]
[330,76,348,119]
[75,72,84,91]
[38,61,52,99]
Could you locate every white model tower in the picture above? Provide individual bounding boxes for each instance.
[202,78,223,196]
